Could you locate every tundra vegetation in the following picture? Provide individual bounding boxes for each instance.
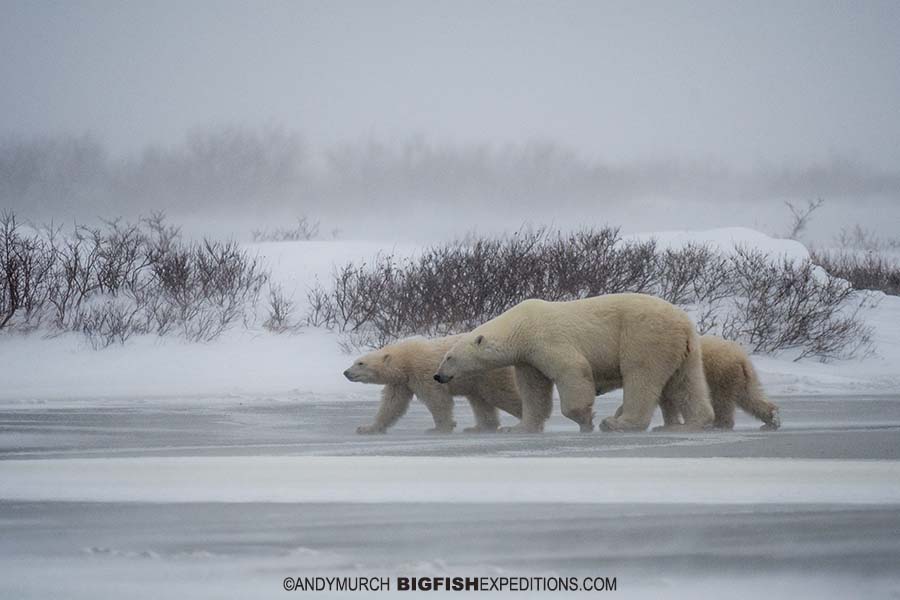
[0,212,882,359]
[307,227,874,361]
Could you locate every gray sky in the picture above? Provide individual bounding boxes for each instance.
[2,0,900,169]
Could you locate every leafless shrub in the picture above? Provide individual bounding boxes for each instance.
[693,304,722,335]
[310,227,656,351]
[656,243,716,304]
[784,198,824,240]
[1,212,54,330]
[2,211,270,345]
[722,247,873,360]
[304,280,337,328]
[251,216,320,242]
[312,228,873,360]
[264,283,297,333]
[834,224,900,252]
[811,249,900,296]
[152,239,268,341]
[78,296,147,349]
[47,231,91,328]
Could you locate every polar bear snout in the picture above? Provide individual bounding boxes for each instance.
[433,373,453,384]
[343,365,367,382]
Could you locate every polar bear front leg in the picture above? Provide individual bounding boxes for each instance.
[358,384,414,434]
[501,365,552,433]
[556,369,596,433]
[418,387,457,434]
[463,393,500,433]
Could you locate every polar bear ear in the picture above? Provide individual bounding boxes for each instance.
[475,335,484,345]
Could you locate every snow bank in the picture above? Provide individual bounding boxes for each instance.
[1,227,897,402]
[3,456,899,504]
[0,329,360,403]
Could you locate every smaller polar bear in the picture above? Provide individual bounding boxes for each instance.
[611,335,781,430]
[343,335,522,434]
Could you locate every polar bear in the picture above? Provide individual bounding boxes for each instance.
[434,294,714,432]
[343,335,522,434]
[652,335,781,430]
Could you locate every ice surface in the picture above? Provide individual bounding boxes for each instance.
[4,396,900,460]
[2,502,900,600]
[3,455,900,504]
[2,395,899,599]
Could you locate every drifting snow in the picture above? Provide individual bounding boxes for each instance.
[3,456,899,504]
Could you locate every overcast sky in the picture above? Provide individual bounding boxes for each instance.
[2,0,900,169]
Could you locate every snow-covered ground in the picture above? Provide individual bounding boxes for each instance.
[1,227,897,403]
[2,227,899,599]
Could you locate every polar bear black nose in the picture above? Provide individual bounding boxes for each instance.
[343,370,351,379]
[433,374,442,382]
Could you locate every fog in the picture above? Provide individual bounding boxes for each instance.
[2,0,900,241]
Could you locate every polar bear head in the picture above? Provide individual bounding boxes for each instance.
[343,348,403,384]
[434,333,505,383]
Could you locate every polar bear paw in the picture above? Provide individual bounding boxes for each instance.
[652,422,716,432]
[600,416,647,432]
[463,425,499,434]
[760,410,781,431]
[356,424,387,435]
[425,422,456,435]
[498,422,543,434]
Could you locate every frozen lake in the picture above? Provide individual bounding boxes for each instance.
[3,395,900,460]
[2,395,900,598]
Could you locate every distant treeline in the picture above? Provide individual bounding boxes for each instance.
[3,127,900,222]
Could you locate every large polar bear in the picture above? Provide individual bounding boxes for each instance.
[434,294,714,432]
[654,335,781,430]
[343,335,522,434]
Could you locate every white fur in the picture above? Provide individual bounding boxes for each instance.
[659,335,781,430]
[435,294,715,432]
[345,335,522,434]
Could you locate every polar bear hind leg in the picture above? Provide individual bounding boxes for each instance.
[655,396,684,428]
[658,341,714,431]
[601,372,663,431]
[734,367,781,430]
[417,387,456,434]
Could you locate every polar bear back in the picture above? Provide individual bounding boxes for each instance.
[479,293,697,379]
